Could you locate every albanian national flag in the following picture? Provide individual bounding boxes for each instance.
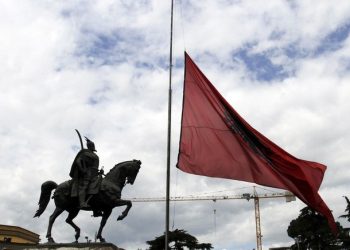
[177,52,337,233]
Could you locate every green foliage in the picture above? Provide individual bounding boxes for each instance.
[146,229,213,250]
[287,207,343,250]
[339,196,350,222]
[338,196,350,248]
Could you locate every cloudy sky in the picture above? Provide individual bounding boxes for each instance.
[1,0,350,249]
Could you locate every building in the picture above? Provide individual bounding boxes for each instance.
[0,224,39,244]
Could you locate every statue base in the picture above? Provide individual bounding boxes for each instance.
[0,242,124,250]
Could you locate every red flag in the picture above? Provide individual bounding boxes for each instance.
[177,52,337,233]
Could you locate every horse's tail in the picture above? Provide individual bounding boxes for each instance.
[33,180,58,218]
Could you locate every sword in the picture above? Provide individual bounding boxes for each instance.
[75,129,84,150]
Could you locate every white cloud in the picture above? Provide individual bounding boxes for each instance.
[0,0,349,249]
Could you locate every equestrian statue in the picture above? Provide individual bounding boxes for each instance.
[34,130,141,243]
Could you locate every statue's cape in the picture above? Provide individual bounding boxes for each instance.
[69,149,100,197]
[69,149,90,178]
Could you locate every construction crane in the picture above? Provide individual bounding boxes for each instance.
[129,188,296,250]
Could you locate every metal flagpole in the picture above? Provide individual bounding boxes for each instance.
[165,0,174,249]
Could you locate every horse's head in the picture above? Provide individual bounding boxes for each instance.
[126,159,141,185]
[105,160,141,187]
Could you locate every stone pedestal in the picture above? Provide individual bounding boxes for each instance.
[0,242,124,250]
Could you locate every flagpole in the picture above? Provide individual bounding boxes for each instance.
[165,0,174,249]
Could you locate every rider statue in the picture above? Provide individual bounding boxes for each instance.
[69,136,101,209]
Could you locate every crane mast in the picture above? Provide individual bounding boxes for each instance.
[253,187,262,250]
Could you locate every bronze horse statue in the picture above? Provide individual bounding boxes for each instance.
[34,159,141,243]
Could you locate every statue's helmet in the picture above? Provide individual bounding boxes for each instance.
[85,137,97,152]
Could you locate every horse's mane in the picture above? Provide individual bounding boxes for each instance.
[106,160,139,175]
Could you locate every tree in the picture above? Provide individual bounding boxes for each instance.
[146,229,213,250]
[287,206,343,250]
[195,243,214,250]
[338,196,350,248]
[339,196,350,222]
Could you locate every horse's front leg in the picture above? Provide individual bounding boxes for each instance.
[65,208,81,243]
[115,199,132,221]
[96,209,112,242]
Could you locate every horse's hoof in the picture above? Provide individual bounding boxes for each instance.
[117,213,127,221]
[47,237,55,244]
[97,236,106,243]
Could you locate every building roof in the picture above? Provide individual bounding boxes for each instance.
[0,224,40,244]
